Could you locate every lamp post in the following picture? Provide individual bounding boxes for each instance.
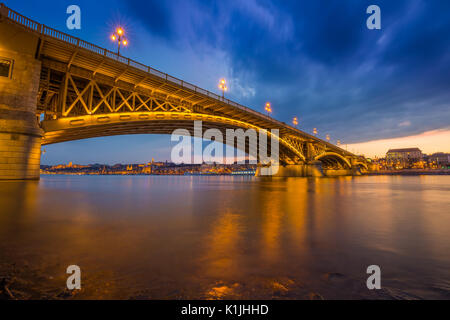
[337,140,341,146]
[313,128,318,135]
[111,27,128,56]
[265,102,272,116]
[218,78,227,99]
[326,134,330,142]
[293,117,298,128]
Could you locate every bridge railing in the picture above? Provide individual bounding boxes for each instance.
[2,2,40,32]
[43,25,79,46]
[0,3,358,157]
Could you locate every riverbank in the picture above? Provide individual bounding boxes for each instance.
[367,169,450,176]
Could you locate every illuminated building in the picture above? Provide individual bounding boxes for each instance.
[386,148,423,168]
[428,152,450,168]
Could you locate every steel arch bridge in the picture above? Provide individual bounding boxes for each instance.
[0,4,370,179]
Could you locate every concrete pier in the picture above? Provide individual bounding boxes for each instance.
[322,169,354,177]
[257,162,362,177]
[0,18,42,180]
[257,162,325,177]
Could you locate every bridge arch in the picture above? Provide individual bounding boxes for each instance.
[314,152,352,169]
[354,161,369,170]
[41,112,307,163]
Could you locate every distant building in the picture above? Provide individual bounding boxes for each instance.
[386,148,423,168]
[428,152,450,166]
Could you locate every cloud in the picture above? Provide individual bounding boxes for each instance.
[230,78,256,99]
[398,121,411,128]
[122,0,450,144]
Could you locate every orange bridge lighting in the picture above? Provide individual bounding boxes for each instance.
[110,27,128,56]
[218,78,228,98]
[265,102,272,115]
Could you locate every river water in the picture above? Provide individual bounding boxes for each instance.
[0,175,449,299]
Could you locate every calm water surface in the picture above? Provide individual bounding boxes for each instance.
[0,175,449,299]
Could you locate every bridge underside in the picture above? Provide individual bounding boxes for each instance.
[41,113,305,165]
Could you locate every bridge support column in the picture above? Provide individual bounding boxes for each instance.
[0,22,43,180]
[323,169,354,176]
[305,161,325,177]
[257,161,324,177]
[351,167,362,176]
[349,158,363,176]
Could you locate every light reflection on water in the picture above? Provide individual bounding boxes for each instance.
[0,175,449,299]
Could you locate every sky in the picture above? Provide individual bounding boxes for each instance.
[347,128,450,158]
[7,0,450,164]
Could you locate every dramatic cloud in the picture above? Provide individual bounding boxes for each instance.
[123,0,450,144]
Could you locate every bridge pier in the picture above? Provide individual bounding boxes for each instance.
[322,169,354,176]
[257,161,324,177]
[0,18,43,180]
[257,162,365,177]
[351,167,363,176]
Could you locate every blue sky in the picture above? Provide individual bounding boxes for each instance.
[8,1,450,164]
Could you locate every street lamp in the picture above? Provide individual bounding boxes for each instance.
[337,140,341,146]
[218,78,227,99]
[111,27,128,56]
[265,102,272,116]
[313,128,318,135]
[326,134,330,142]
[293,117,298,127]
